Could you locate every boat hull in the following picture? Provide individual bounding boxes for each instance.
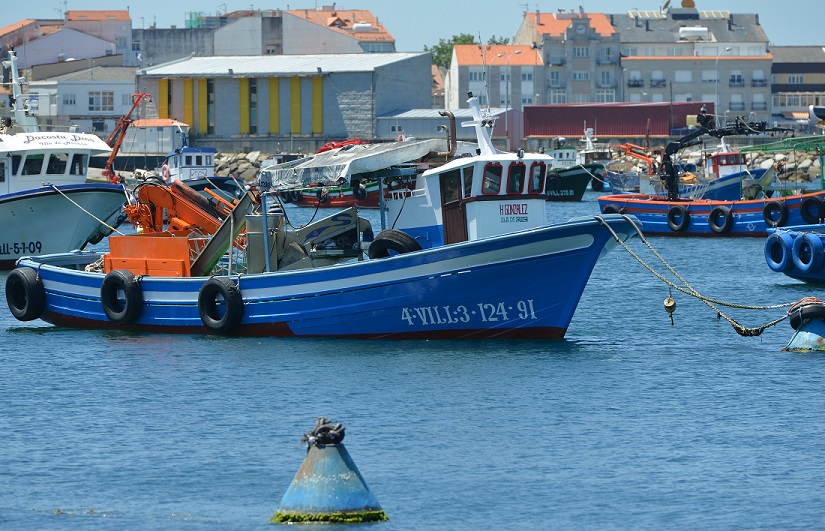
[545,165,595,202]
[18,215,637,339]
[284,182,384,209]
[0,184,126,269]
[598,191,825,237]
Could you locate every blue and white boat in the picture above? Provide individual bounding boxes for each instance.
[5,93,639,339]
[0,51,127,269]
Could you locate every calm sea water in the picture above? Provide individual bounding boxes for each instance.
[3,192,825,530]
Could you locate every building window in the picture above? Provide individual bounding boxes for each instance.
[122,94,132,106]
[88,91,114,112]
[62,94,76,106]
[549,90,567,104]
[207,79,215,135]
[521,72,533,82]
[572,71,590,81]
[549,71,561,87]
[596,89,615,103]
[788,74,803,84]
[573,47,589,58]
[249,78,257,135]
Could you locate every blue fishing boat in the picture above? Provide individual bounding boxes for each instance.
[5,93,638,339]
[597,111,818,236]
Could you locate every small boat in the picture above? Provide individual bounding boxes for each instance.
[765,226,825,285]
[0,51,127,269]
[278,180,386,209]
[578,127,612,192]
[545,163,604,201]
[597,113,815,237]
[6,93,639,339]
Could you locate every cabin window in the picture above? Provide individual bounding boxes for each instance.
[21,154,44,175]
[195,155,203,166]
[186,155,193,166]
[463,166,473,198]
[481,163,503,194]
[0,161,5,182]
[506,163,526,194]
[69,154,86,175]
[440,169,462,204]
[529,162,546,193]
[11,155,21,175]
[46,153,69,175]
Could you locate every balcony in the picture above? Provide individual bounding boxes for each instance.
[547,57,566,66]
[596,56,617,65]
[597,82,616,89]
[729,78,745,87]
[752,79,768,87]
[751,102,768,111]
[547,82,567,89]
[729,102,746,111]
[650,79,667,88]
[627,79,644,88]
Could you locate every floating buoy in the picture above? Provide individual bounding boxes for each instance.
[785,298,825,351]
[271,417,388,524]
[664,296,676,325]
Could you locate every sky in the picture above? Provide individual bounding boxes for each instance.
[3,1,823,51]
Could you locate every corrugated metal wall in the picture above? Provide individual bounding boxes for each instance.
[524,102,711,137]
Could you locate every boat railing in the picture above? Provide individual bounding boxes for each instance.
[387,187,424,200]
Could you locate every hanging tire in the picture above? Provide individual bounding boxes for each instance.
[602,204,622,214]
[5,267,46,322]
[368,229,423,259]
[763,201,788,227]
[198,277,244,334]
[590,175,604,192]
[764,232,796,272]
[100,270,143,324]
[290,190,302,203]
[799,196,823,225]
[353,183,368,200]
[708,205,734,234]
[789,303,825,330]
[666,205,690,232]
[792,232,825,273]
[280,190,292,203]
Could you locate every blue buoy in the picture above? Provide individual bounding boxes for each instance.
[271,417,388,524]
[785,299,825,351]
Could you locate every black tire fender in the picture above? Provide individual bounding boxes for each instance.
[198,277,244,334]
[763,200,788,228]
[280,190,292,203]
[708,205,734,234]
[789,303,825,330]
[5,267,46,321]
[353,183,368,200]
[545,171,562,192]
[602,204,622,214]
[290,190,302,203]
[792,232,825,273]
[800,196,823,225]
[764,232,796,273]
[100,270,143,324]
[368,229,423,259]
[666,204,690,232]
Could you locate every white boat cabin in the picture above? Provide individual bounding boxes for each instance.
[0,132,112,196]
[160,146,217,183]
[386,93,554,248]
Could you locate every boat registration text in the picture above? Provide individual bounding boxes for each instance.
[401,301,537,326]
[0,241,42,255]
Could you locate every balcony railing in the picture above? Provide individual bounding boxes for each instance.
[751,102,768,110]
[547,57,566,66]
[752,79,768,87]
[596,57,617,65]
[729,102,746,111]
[547,82,567,89]
[650,79,667,88]
[729,79,745,87]
[627,79,644,88]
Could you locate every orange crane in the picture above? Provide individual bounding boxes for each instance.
[612,143,658,175]
[102,93,152,184]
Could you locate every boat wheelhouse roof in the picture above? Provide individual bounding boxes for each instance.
[0,131,112,155]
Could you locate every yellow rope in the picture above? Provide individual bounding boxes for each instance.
[50,184,125,236]
[596,214,797,336]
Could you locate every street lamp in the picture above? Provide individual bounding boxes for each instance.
[504,49,522,145]
[485,52,504,112]
[715,46,731,127]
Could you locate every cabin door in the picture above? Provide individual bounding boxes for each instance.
[440,168,468,245]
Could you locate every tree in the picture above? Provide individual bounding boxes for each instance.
[425,33,477,68]
[425,34,512,68]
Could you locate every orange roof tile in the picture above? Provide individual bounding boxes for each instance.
[66,10,131,22]
[526,12,615,38]
[284,8,394,42]
[131,119,188,127]
[0,19,37,38]
[453,44,543,67]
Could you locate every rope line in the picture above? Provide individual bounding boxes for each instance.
[50,184,125,236]
[596,214,799,337]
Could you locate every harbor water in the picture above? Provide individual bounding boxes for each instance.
[2,192,825,529]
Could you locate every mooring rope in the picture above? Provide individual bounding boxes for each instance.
[50,184,126,236]
[595,214,798,337]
